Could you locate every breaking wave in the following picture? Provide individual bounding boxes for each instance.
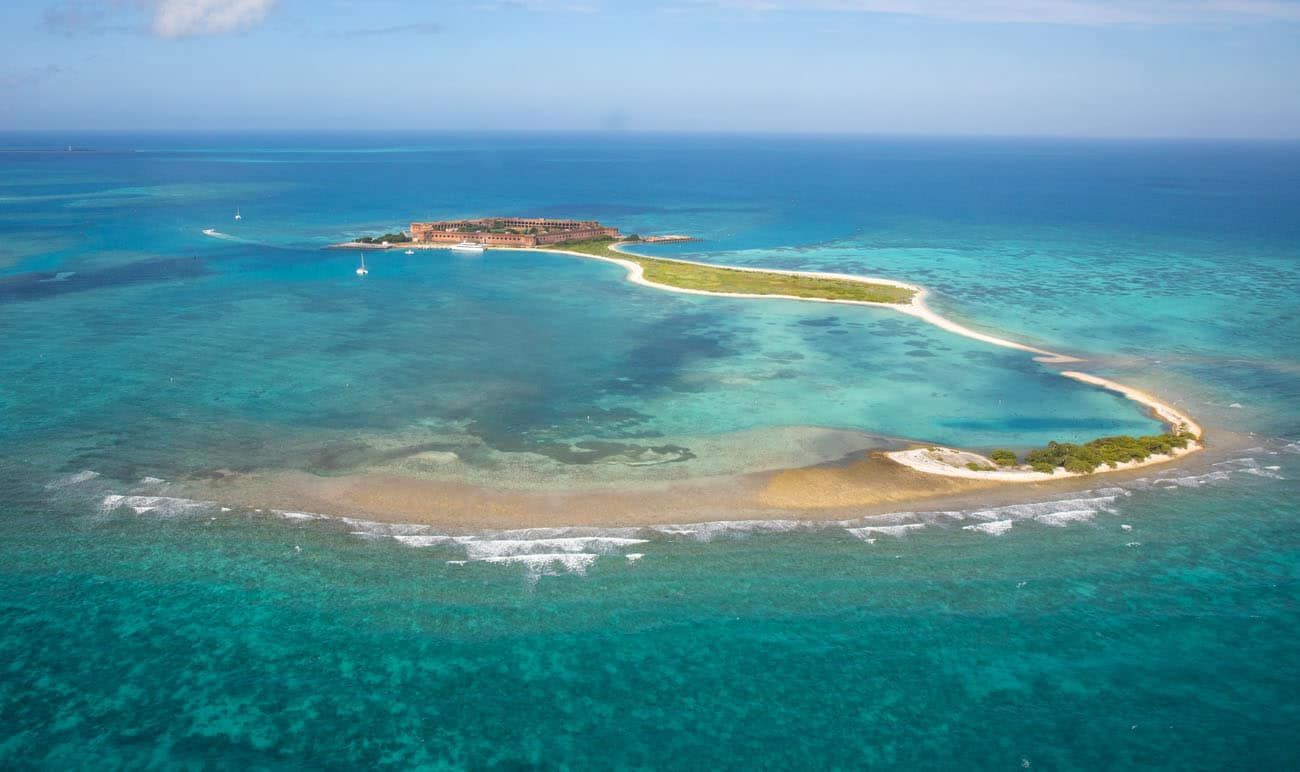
[100,494,216,516]
[44,470,100,489]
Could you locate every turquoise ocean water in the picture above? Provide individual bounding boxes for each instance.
[1,133,1297,768]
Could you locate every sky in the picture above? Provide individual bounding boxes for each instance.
[1,0,1299,137]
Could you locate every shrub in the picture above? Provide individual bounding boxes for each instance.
[355,232,410,244]
[989,449,1018,467]
[1020,432,1193,475]
[1063,456,1099,474]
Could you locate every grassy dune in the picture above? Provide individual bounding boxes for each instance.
[550,239,916,305]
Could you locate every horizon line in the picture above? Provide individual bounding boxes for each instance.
[2,128,1299,143]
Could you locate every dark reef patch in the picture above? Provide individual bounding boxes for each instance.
[797,316,841,328]
[0,257,209,303]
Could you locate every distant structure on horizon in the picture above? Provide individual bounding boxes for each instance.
[410,217,621,247]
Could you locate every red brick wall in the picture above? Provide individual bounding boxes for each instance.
[410,219,620,246]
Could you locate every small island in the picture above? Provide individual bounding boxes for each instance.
[328,215,1203,485]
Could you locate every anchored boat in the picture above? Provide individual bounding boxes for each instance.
[450,241,485,254]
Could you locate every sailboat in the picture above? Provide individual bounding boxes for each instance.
[356,254,369,277]
[234,207,242,221]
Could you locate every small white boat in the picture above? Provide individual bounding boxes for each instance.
[356,255,368,277]
[450,241,485,254]
[404,249,415,255]
[234,207,242,221]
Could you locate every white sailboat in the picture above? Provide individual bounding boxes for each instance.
[234,207,242,221]
[356,254,368,277]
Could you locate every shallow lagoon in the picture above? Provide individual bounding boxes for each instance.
[0,240,1161,490]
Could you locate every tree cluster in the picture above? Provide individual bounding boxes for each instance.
[1015,433,1193,474]
[355,232,411,244]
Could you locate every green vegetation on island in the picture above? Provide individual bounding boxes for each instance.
[553,238,916,305]
[989,449,1019,467]
[994,432,1194,475]
[355,232,411,244]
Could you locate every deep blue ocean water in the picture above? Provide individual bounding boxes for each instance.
[1,132,1298,768]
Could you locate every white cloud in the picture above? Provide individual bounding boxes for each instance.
[694,0,1300,24]
[152,0,276,37]
[43,0,278,36]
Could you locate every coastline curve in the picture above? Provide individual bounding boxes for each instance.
[529,241,1203,483]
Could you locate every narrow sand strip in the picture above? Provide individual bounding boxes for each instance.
[1059,371,1202,438]
[885,443,1200,482]
[600,244,1081,363]
[530,242,1201,484]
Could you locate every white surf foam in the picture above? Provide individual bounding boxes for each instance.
[1213,457,1259,468]
[279,510,330,521]
[848,523,926,539]
[651,519,805,541]
[455,537,647,560]
[487,525,644,540]
[1153,470,1232,488]
[100,494,214,516]
[1034,509,1097,527]
[963,520,1014,536]
[480,553,599,580]
[838,487,1133,541]
[961,491,1127,523]
[45,470,100,489]
[340,517,435,538]
[392,535,453,548]
[1240,467,1284,479]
